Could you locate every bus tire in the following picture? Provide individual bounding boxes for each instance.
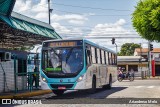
[52,90,64,96]
[106,75,112,89]
[90,76,96,94]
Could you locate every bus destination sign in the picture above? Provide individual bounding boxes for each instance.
[49,41,77,47]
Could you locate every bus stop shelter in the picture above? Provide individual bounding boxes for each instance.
[0,0,61,48]
[0,0,61,93]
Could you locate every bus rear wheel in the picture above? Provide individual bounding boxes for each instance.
[52,90,64,96]
[90,76,96,94]
[106,75,112,89]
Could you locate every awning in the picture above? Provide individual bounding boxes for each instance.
[0,0,62,48]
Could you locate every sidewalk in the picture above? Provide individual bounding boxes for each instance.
[134,76,160,80]
[0,89,52,99]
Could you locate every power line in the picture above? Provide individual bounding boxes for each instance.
[15,3,132,17]
[52,2,133,12]
[53,9,131,17]
[18,1,133,12]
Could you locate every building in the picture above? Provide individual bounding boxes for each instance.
[118,48,160,77]
[118,56,147,77]
[134,48,160,76]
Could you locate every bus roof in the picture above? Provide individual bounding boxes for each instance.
[43,38,116,54]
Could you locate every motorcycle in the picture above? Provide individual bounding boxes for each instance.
[118,72,134,82]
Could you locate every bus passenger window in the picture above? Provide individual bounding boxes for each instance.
[100,50,102,64]
[101,50,105,64]
[109,52,112,65]
[91,47,96,63]
[97,49,100,64]
[104,51,106,64]
[106,52,108,65]
[95,48,98,63]
[86,45,92,66]
[112,54,114,65]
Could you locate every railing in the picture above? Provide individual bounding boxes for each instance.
[14,72,40,94]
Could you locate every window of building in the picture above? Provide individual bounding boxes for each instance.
[128,65,138,72]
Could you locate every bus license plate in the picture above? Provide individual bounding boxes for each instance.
[58,87,66,90]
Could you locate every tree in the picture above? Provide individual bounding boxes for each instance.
[118,43,141,56]
[132,0,160,42]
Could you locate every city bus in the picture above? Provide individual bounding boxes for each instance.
[40,39,117,96]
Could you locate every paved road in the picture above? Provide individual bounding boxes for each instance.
[12,80,160,106]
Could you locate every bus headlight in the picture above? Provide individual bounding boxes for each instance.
[77,75,84,82]
[42,77,47,82]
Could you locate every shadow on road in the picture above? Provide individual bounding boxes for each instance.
[46,86,127,99]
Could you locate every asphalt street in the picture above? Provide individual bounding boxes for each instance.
[6,80,160,107]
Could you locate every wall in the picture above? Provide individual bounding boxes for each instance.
[0,60,27,93]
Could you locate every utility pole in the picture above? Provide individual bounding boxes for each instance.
[139,43,143,79]
[148,41,152,78]
[48,0,53,24]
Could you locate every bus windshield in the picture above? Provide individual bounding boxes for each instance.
[42,47,84,76]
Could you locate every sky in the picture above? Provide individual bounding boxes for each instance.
[13,0,159,52]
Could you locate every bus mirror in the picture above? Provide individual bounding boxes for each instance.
[87,50,91,56]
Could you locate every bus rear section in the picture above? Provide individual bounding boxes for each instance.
[40,40,87,95]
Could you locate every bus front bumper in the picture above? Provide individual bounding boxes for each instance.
[48,80,86,90]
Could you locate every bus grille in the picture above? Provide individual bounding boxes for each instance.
[50,84,74,89]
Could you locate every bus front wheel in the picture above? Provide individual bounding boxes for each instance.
[52,90,64,96]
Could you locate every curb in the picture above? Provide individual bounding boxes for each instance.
[0,90,52,99]
[134,78,160,80]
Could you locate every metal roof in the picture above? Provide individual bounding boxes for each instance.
[0,0,62,48]
[0,0,15,16]
[11,12,53,30]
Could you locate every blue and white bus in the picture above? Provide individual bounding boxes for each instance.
[40,39,117,96]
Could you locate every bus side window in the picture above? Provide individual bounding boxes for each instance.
[111,53,113,65]
[109,52,112,65]
[100,50,102,64]
[104,51,106,64]
[106,52,108,65]
[101,50,105,64]
[86,45,92,66]
[95,48,98,63]
[112,53,114,65]
[91,47,96,63]
[114,54,117,65]
[97,48,100,64]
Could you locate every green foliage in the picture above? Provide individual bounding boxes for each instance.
[132,0,160,42]
[119,43,141,56]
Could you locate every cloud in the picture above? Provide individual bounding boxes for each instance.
[13,0,48,22]
[51,23,84,38]
[51,14,88,25]
[88,19,131,36]
[35,12,48,20]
